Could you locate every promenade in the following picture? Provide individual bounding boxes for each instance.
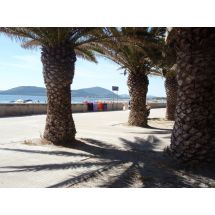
[0,109,214,188]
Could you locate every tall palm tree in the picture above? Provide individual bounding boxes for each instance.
[96,28,165,127]
[150,66,177,121]
[0,27,109,146]
[151,36,177,121]
[164,68,177,120]
[167,28,215,163]
[161,41,177,121]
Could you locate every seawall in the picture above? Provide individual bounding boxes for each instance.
[0,102,166,117]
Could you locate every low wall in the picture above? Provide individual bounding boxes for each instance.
[107,103,124,111]
[0,104,47,117]
[0,103,125,117]
[0,102,165,117]
[122,102,166,110]
[72,104,88,113]
[147,102,166,109]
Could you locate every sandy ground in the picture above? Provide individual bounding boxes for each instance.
[0,108,214,188]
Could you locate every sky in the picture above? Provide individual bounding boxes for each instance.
[0,35,166,96]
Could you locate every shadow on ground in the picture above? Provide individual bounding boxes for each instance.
[0,136,215,188]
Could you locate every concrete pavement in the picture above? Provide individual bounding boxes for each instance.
[0,109,174,187]
[0,109,171,145]
[1,109,213,188]
[0,109,215,188]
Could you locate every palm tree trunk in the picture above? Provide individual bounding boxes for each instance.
[169,28,215,163]
[41,43,77,145]
[165,74,177,120]
[128,71,149,127]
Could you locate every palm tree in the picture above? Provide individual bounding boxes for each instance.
[96,28,165,127]
[0,27,109,146]
[151,36,177,121]
[161,41,177,120]
[150,66,177,121]
[167,27,215,163]
[164,68,177,120]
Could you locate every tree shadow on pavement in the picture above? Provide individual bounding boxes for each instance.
[0,147,90,158]
[128,124,173,135]
[0,136,214,188]
[129,130,172,135]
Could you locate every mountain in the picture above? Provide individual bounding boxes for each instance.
[120,94,130,99]
[0,86,46,96]
[0,86,165,99]
[73,87,117,97]
[0,86,121,98]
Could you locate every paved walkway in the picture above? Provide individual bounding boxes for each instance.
[0,109,214,188]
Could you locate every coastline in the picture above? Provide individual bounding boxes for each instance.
[0,94,130,104]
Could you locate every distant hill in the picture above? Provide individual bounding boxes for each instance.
[0,86,166,99]
[0,86,46,96]
[120,94,130,99]
[73,87,118,98]
[0,86,124,98]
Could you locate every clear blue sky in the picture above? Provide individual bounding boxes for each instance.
[0,35,166,96]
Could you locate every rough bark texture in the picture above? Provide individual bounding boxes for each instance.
[165,74,177,120]
[128,71,149,127]
[41,43,77,145]
[169,28,215,164]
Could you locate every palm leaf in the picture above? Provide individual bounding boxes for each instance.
[75,46,98,63]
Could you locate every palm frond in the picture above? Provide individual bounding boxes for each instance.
[0,27,114,64]
[91,27,168,75]
[75,46,98,63]
[0,27,169,71]
[21,39,42,49]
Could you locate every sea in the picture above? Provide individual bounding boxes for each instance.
[0,94,129,104]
